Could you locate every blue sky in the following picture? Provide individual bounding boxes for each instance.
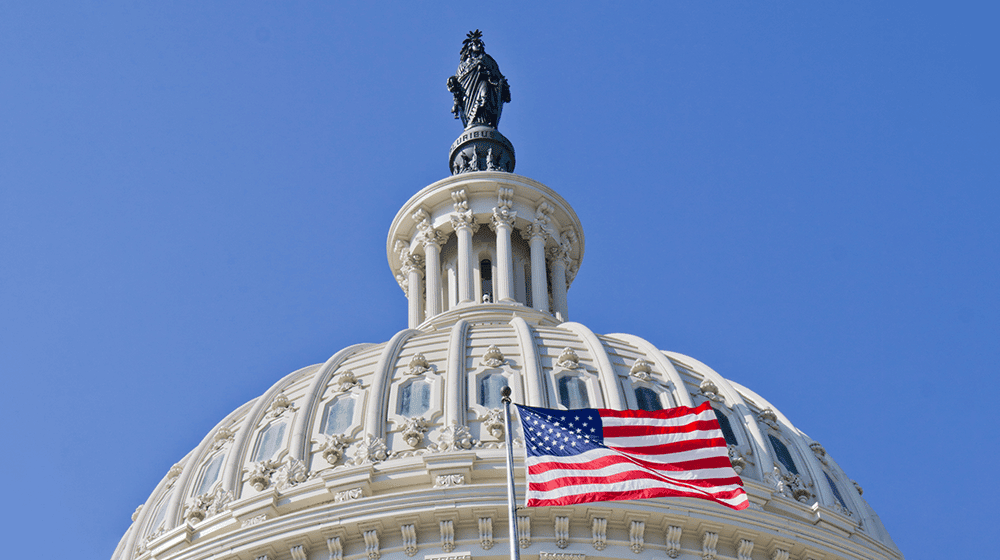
[1,3,996,559]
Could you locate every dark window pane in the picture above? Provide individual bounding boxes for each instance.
[636,387,663,411]
[825,471,849,510]
[712,408,739,446]
[768,434,799,475]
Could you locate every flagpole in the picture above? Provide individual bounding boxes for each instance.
[500,386,521,560]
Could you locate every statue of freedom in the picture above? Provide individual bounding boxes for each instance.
[448,30,511,129]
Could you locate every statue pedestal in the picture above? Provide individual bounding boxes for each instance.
[449,125,515,175]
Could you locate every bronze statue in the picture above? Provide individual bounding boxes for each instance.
[448,30,510,129]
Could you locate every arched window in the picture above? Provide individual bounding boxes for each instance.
[635,387,663,411]
[253,421,287,462]
[144,490,173,536]
[479,372,508,409]
[712,408,738,446]
[824,471,849,510]
[399,379,431,417]
[322,396,356,435]
[768,434,799,475]
[557,377,590,409]
[194,453,225,496]
[480,259,493,302]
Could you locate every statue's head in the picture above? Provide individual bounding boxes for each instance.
[461,29,485,60]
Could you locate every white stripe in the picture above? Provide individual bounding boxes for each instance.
[599,409,716,429]
[530,460,740,484]
[604,428,725,447]
[529,477,748,507]
[527,444,731,468]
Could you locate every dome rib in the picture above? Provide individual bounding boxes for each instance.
[608,333,696,407]
[289,343,372,465]
[443,319,469,426]
[363,329,421,438]
[561,322,625,409]
[509,316,546,406]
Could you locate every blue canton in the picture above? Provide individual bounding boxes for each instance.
[517,406,605,458]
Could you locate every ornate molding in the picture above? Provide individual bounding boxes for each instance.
[737,539,754,560]
[212,425,236,450]
[247,460,279,491]
[629,520,645,553]
[591,518,606,551]
[407,353,432,375]
[350,435,391,465]
[765,466,814,502]
[440,520,456,552]
[429,421,476,452]
[363,529,380,560]
[629,359,653,380]
[852,479,864,495]
[480,408,504,440]
[241,514,268,528]
[556,347,580,369]
[728,445,748,475]
[479,517,494,550]
[518,516,531,548]
[401,524,417,557]
[481,344,507,367]
[327,537,343,560]
[546,245,572,266]
[401,417,429,447]
[491,206,516,230]
[702,531,718,560]
[554,516,570,549]
[335,370,362,392]
[758,409,780,430]
[290,545,307,560]
[183,485,233,523]
[265,392,297,420]
[434,473,466,487]
[540,554,585,560]
[272,457,308,490]
[810,442,828,464]
[333,487,363,503]
[450,190,479,233]
[665,526,682,558]
[316,433,352,465]
[771,549,790,560]
[699,379,723,402]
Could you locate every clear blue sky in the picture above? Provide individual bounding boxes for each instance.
[2,3,996,559]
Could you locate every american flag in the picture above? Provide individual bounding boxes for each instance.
[515,401,749,510]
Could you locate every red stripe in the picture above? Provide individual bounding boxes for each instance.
[603,419,721,438]
[528,452,735,476]
[527,487,749,511]
[608,436,729,456]
[530,469,745,491]
[598,401,713,420]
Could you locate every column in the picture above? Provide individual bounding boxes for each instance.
[450,189,477,305]
[402,254,425,328]
[549,247,569,321]
[491,207,516,303]
[421,231,445,317]
[528,223,549,313]
[513,256,527,304]
[446,263,458,310]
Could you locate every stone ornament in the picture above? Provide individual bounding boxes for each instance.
[440,520,456,552]
[434,474,466,487]
[771,549,790,560]
[290,545,307,560]
[591,518,607,551]
[518,516,531,548]
[481,344,506,367]
[350,435,391,465]
[265,392,297,419]
[540,554,585,560]
[728,445,747,475]
[316,433,352,465]
[333,487,363,503]
[247,460,279,491]
[335,370,362,392]
[272,457,308,490]
[810,442,828,464]
[629,520,645,553]
[212,425,236,450]
[401,524,417,557]
[479,517,494,550]
[327,537,343,560]
[554,516,570,549]
[401,416,429,447]
[429,421,476,452]
[407,353,432,375]
[737,539,754,560]
[700,379,723,402]
[241,514,267,528]
[480,407,505,440]
[853,479,864,495]
[363,529,380,560]
[629,359,653,380]
[758,409,780,430]
[132,504,143,522]
[557,347,580,369]
[183,485,233,523]
[665,526,682,558]
[702,531,719,560]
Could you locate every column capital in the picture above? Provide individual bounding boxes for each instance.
[546,245,572,267]
[401,253,425,278]
[450,212,478,233]
[490,206,516,231]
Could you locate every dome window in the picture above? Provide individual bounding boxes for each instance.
[144,490,172,537]
[480,258,493,302]
[399,379,431,417]
[557,376,590,409]
[322,396,356,436]
[768,434,799,475]
[479,372,508,409]
[635,387,663,411]
[193,453,225,496]
[253,421,288,463]
[712,408,739,446]
[824,471,849,511]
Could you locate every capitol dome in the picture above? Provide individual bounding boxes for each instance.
[114,35,902,560]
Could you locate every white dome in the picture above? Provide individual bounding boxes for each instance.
[117,301,901,560]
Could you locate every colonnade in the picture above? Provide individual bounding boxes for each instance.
[401,189,575,328]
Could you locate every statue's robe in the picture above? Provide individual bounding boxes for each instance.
[456,53,508,128]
